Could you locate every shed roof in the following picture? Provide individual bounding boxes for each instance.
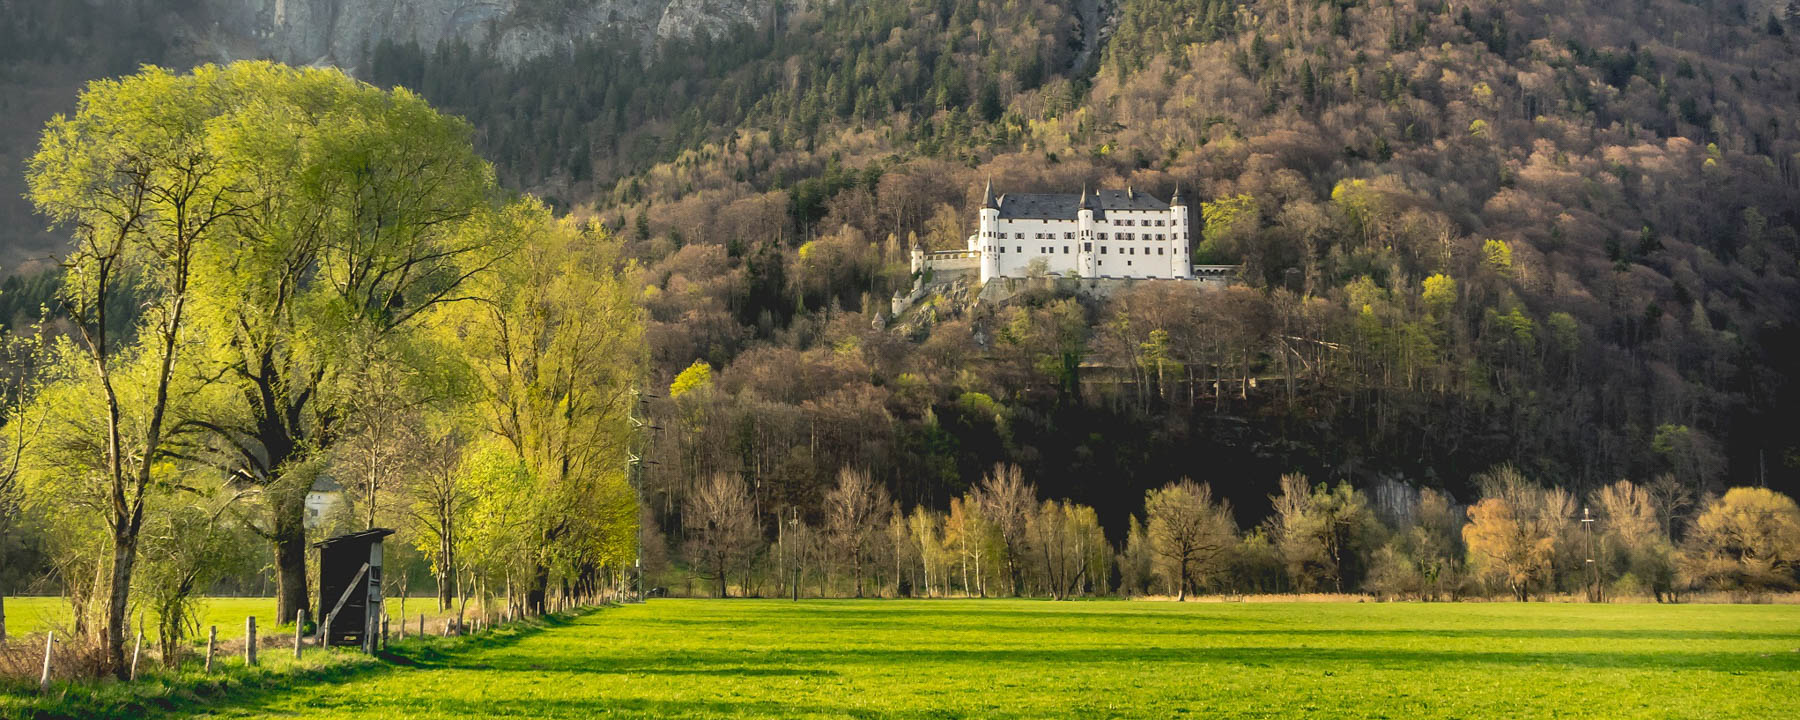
[312,528,395,549]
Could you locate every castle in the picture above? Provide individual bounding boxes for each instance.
[968,182,1193,283]
[892,184,1238,319]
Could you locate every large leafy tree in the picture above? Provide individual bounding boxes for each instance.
[164,62,507,622]
[440,207,644,611]
[26,66,247,677]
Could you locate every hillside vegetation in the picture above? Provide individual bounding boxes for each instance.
[376,0,1800,529]
[2,0,1799,590]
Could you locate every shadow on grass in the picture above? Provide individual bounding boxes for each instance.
[641,611,1800,644]
[443,643,1800,676]
[211,693,968,720]
[8,608,601,720]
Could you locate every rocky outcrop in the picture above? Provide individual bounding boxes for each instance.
[175,0,774,70]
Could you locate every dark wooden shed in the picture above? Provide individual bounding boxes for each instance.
[314,528,394,649]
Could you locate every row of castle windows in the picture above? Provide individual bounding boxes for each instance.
[986,231,1188,241]
[999,245,1182,256]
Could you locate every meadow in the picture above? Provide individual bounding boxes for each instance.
[2,596,456,640]
[169,598,1800,719]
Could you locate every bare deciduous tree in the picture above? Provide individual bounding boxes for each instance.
[973,463,1034,596]
[824,467,891,597]
[684,473,759,597]
[1462,465,1572,601]
[1144,479,1238,600]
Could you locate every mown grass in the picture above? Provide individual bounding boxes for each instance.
[168,599,1799,719]
[0,607,579,720]
[2,596,456,640]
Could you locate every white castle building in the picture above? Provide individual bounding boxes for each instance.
[966,182,1192,283]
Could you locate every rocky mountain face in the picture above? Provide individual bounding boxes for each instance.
[176,0,775,69]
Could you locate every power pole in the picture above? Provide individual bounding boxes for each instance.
[626,389,662,602]
[799,507,806,604]
[1582,506,1598,603]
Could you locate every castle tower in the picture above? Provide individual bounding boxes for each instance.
[1169,186,1192,279]
[978,179,1001,283]
[1076,186,1097,278]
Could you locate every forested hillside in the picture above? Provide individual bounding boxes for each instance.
[5,0,1800,552]
[371,0,1800,540]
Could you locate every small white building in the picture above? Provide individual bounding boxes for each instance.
[965,183,1192,284]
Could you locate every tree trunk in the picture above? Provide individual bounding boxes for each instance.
[105,527,139,679]
[527,563,550,615]
[437,530,455,611]
[273,503,310,625]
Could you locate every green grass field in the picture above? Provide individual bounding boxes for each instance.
[176,598,1798,719]
[2,596,456,640]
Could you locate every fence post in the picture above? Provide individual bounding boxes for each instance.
[38,631,53,693]
[418,614,423,638]
[322,613,333,650]
[246,616,257,667]
[293,609,304,660]
[381,615,389,650]
[130,630,142,681]
[205,626,217,673]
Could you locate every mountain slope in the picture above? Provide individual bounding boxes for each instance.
[3,0,1799,525]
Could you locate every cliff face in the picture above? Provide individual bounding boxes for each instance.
[180,0,773,69]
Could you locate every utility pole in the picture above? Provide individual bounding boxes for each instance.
[626,389,661,602]
[1582,506,1598,603]
[799,507,806,604]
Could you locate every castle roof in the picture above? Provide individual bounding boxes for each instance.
[994,188,1172,220]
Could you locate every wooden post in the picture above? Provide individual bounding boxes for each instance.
[130,630,142,681]
[322,613,333,650]
[246,616,257,667]
[38,631,53,693]
[205,626,217,672]
[293,609,304,659]
[380,615,389,650]
[418,614,424,638]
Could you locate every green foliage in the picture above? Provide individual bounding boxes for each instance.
[669,360,714,399]
[1482,239,1513,272]
[1199,193,1259,261]
[1421,274,1457,316]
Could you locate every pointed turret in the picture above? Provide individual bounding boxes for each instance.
[1170,186,1185,206]
[982,179,997,209]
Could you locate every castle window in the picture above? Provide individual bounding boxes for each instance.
[1014,233,1023,239]
[1062,246,1069,254]
[1083,242,1092,251]
[1100,247,1108,254]
[1064,232,1074,239]
[1159,248,1166,255]
[1098,233,1108,240]
[1015,246,1021,253]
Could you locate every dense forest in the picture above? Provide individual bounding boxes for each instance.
[356,0,1800,534]
[0,0,1798,625]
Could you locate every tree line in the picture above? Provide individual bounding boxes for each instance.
[0,62,644,680]
[663,462,1800,602]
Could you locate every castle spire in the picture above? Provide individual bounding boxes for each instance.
[982,178,997,209]
[1170,185,1185,206]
